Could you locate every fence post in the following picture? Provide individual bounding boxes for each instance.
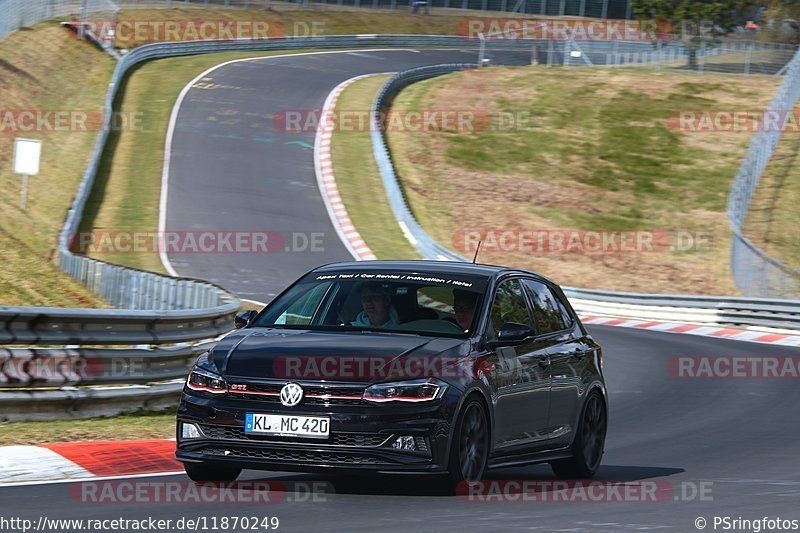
[698,41,705,74]
[745,42,753,76]
[656,40,661,71]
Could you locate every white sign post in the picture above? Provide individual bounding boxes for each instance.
[13,138,41,210]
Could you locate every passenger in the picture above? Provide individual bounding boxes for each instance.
[453,290,479,331]
[351,282,400,328]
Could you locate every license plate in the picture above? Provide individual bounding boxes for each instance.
[245,413,330,438]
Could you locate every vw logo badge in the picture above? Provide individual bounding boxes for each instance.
[280,383,304,407]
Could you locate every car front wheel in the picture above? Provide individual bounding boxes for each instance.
[448,398,489,484]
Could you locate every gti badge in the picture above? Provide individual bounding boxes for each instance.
[280,383,304,407]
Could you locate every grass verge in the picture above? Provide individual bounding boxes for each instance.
[333,66,779,295]
[0,23,115,306]
[742,103,800,272]
[0,411,175,445]
[330,74,420,260]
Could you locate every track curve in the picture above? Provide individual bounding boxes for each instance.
[2,49,798,532]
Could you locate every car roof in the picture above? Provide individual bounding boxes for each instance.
[312,260,558,286]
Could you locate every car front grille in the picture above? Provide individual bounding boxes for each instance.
[197,424,389,447]
[200,446,391,465]
[226,383,365,406]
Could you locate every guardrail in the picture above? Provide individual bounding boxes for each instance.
[369,62,800,331]
[0,342,212,388]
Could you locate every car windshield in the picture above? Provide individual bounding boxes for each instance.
[254,270,488,338]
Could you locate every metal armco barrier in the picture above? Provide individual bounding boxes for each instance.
[0,381,185,422]
[0,342,212,388]
[369,63,800,329]
[0,306,236,345]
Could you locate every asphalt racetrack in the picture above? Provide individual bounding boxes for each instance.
[3,49,798,533]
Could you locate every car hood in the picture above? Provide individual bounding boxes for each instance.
[212,328,468,384]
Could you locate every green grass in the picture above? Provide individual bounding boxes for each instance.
[380,66,780,294]
[0,23,114,306]
[0,411,175,445]
[330,75,420,260]
[742,104,800,271]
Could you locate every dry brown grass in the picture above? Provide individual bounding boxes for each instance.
[388,66,779,294]
[0,23,114,306]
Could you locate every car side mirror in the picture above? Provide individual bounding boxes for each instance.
[234,310,258,329]
[487,322,535,348]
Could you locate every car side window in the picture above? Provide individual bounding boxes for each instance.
[275,282,332,325]
[488,279,533,339]
[554,292,575,328]
[521,279,568,335]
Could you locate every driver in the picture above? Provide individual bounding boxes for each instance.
[351,282,400,328]
[453,289,479,331]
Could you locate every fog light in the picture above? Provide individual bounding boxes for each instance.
[391,436,417,451]
[181,422,201,439]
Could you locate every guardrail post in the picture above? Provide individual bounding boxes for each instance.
[130,272,139,310]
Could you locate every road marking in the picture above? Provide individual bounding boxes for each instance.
[314,73,396,261]
[580,315,800,346]
[0,446,92,484]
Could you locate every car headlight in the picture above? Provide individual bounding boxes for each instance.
[186,367,228,394]
[362,378,447,403]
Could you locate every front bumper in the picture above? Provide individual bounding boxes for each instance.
[176,387,460,474]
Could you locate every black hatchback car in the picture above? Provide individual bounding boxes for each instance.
[176,261,607,483]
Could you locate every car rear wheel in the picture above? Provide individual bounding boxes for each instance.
[184,462,242,482]
[448,398,489,484]
[551,390,606,479]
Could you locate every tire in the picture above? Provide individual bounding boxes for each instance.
[447,398,489,484]
[184,462,242,482]
[550,390,607,479]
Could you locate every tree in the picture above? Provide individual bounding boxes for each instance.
[633,0,758,67]
[761,0,800,43]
